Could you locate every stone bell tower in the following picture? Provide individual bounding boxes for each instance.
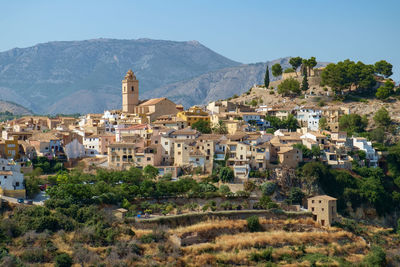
[122,69,139,113]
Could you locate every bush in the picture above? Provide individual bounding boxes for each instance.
[249,247,273,262]
[247,215,261,232]
[261,182,276,196]
[55,253,73,267]
[278,78,301,96]
[363,246,386,267]
[20,248,46,263]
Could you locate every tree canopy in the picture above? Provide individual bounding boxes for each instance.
[374,60,393,78]
[277,78,301,96]
[289,57,303,74]
[339,114,368,135]
[271,63,283,77]
[373,107,391,128]
[264,65,270,88]
[375,80,395,100]
[321,59,376,95]
[191,120,211,134]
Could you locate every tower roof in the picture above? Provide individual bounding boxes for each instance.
[124,69,136,80]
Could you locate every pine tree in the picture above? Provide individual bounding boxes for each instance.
[264,66,270,88]
[301,69,309,91]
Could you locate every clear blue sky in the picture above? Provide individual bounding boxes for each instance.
[1,0,399,80]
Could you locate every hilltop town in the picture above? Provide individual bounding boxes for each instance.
[0,58,400,266]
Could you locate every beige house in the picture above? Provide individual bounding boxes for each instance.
[135,97,178,122]
[308,195,337,226]
[277,146,302,168]
[107,142,162,170]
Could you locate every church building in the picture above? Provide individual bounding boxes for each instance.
[121,69,179,122]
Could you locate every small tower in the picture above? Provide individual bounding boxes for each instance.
[122,69,139,113]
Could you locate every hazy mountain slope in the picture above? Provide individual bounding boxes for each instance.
[0,38,240,114]
[146,58,293,107]
[0,99,32,115]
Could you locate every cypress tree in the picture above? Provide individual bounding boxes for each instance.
[301,69,309,91]
[264,66,270,88]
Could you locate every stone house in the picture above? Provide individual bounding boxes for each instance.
[308,195,337,226]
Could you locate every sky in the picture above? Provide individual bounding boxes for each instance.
[1,0,399,80]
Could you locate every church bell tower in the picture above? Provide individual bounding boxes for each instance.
[122,69,139,113]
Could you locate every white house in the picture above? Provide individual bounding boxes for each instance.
[83,135,100,156]
[352,137,379,167]
[0,159,24,191]
[296,107,322,131]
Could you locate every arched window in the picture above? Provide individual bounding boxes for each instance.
[131,86,134,92]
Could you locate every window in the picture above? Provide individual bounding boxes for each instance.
[165,142,168,145]
[16,182,20,187]
[311,207,314,211]
[178,152,181,155]
[4,176,7,179]
[147,157,151,161]
[177,144,181,148]
[131,86,134,92]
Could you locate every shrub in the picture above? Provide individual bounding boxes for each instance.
[363,246,386,267]
[247,215,261,232]
[278,78,301,96]
[249,247,273,262]
[55,253,73,267]
[20,248,46,263]
[261,182,276,196]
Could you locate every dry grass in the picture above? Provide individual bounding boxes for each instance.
[184,230,360,254]
[170,218,247,237]
[133,228,152,238]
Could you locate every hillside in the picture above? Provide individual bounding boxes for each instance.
[0,99,32,115]
[0,38,240,114]
[232,74,400,125]
[145,58,288,108]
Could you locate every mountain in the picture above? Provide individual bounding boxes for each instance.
[145,58,291,107]
[0,99,32,115]
[0,38,240,114]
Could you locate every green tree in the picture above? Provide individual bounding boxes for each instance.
[374,60,393,78]
[264,65,270,88]
[191,119,212,134]
[218,167,234,183]
[339,114,368,135]
[370,127,385,144]
[373,107,391,128]
[301,72,309,91]
[289,56,303,76]
[144,165,159,179]
[304,56,317,75]
[284,67,295,73]
[363,246,386,266]
[321,59,376,95]
[55,253,73,267]
[282,114,299,131]
[277,78,301,96]
[375,80,395,100]
[261,182,276,196]
[24,177,41,198]
[271,63,283,77]
[311,146,321,159]
[247,215,261,232]
[288,187,305,205]
[319,117,328,130]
